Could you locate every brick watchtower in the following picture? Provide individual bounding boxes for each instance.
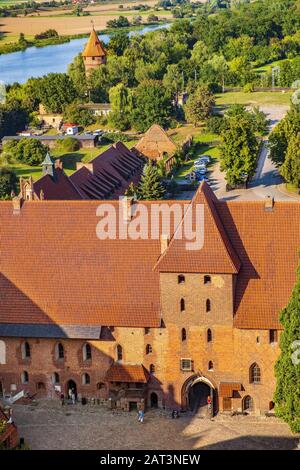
[82,26,107,75]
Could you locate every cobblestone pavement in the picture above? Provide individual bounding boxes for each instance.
[11,401,300,450]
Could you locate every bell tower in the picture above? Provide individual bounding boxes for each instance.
[82,23,107,75]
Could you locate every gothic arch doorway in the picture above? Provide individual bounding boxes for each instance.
[66,379,77,399]
[150,392,158,408]
[182,375,217,416]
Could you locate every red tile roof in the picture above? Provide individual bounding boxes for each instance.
[217,200,300,329]
[0,182,299,331]
[33,168,83,200]
[69,142,144,200]
[0,199,182,328]
[155,182,241,274]
[105,364,149,383]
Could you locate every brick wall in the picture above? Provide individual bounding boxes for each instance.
[0,273,281,414]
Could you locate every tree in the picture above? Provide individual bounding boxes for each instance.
[137,163,166,200]
[274,262,300,433]
[18,32,28,48]
[0,101,29,139]
[63,103,95,127]
[226,104,268,136]
[0,168,17,199]
[184,86,215,126]
[108,83,133,130]
[131,80,173,132]
[109,32,130,56]
[68,53,87,99]
[37,73,76,113]
[280,133,300,187]
[7,138,49,166]
[269,106,300,168]
[220,117,258,185]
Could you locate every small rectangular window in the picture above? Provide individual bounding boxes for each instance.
[180,358,193,371]
[204,275,211,284]
[269,330,278,344]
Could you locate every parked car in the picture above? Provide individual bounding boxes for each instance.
[194,163,206,170]
[197,156,211,164]
[195,168,207,175]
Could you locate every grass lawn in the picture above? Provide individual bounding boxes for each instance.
[7,139,138,180]
[215,90,292,108]
[285,183,299,194]
[254,56,300,74]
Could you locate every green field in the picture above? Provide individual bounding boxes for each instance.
[215,90,292,107]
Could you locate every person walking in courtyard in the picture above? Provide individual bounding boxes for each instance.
[60,392,65,406]
[138,409,144,423]
[207,395,212,416]
[71,390,76,405]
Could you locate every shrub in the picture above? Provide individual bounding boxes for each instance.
[0,167,18,199]
[206,116,226,135]
[55,137,80,152]
[243,83,254,93]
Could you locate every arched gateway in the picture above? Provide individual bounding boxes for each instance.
[182,375,217,416]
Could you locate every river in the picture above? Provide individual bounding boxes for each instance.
[0,24,169,85]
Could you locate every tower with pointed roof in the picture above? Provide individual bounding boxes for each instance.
[42,151,55,178]
[82,25,107,75]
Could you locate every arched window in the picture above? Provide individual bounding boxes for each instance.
[82,373,90,385]
[207,328,212,342]
[21,341,30,359]
[243,395,253,411]
[0,340,6,365]
[83,343,92,361]
[117,344,123,362]
[180,298,185,312]
[55,343,64,360]
[181,328,187,341]
[206,299,211,312]
[52,372,60,384]
[21,371,29,384]
[146,344,152,355]
[208,361,213,371]
[150,364,155,374]
[249,363,261,383]
[178,274,185,284]
[269,401,275,411]
[204,275,211,284]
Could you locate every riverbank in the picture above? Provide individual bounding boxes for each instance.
[0,20,170,56]
[0,23,170,84]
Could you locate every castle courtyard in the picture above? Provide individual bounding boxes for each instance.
[12,401,299,451]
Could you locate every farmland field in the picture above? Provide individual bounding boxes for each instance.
[0,0,167,39]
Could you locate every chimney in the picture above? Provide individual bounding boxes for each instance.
[121,196,134,222]
[160,233,170,254]
[264,195,274,212]
[12,196,23,215]
[55,159,63,170]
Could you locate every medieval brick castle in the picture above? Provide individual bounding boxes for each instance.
[0,182,299,415]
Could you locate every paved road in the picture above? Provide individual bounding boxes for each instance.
[210,104,300,202]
